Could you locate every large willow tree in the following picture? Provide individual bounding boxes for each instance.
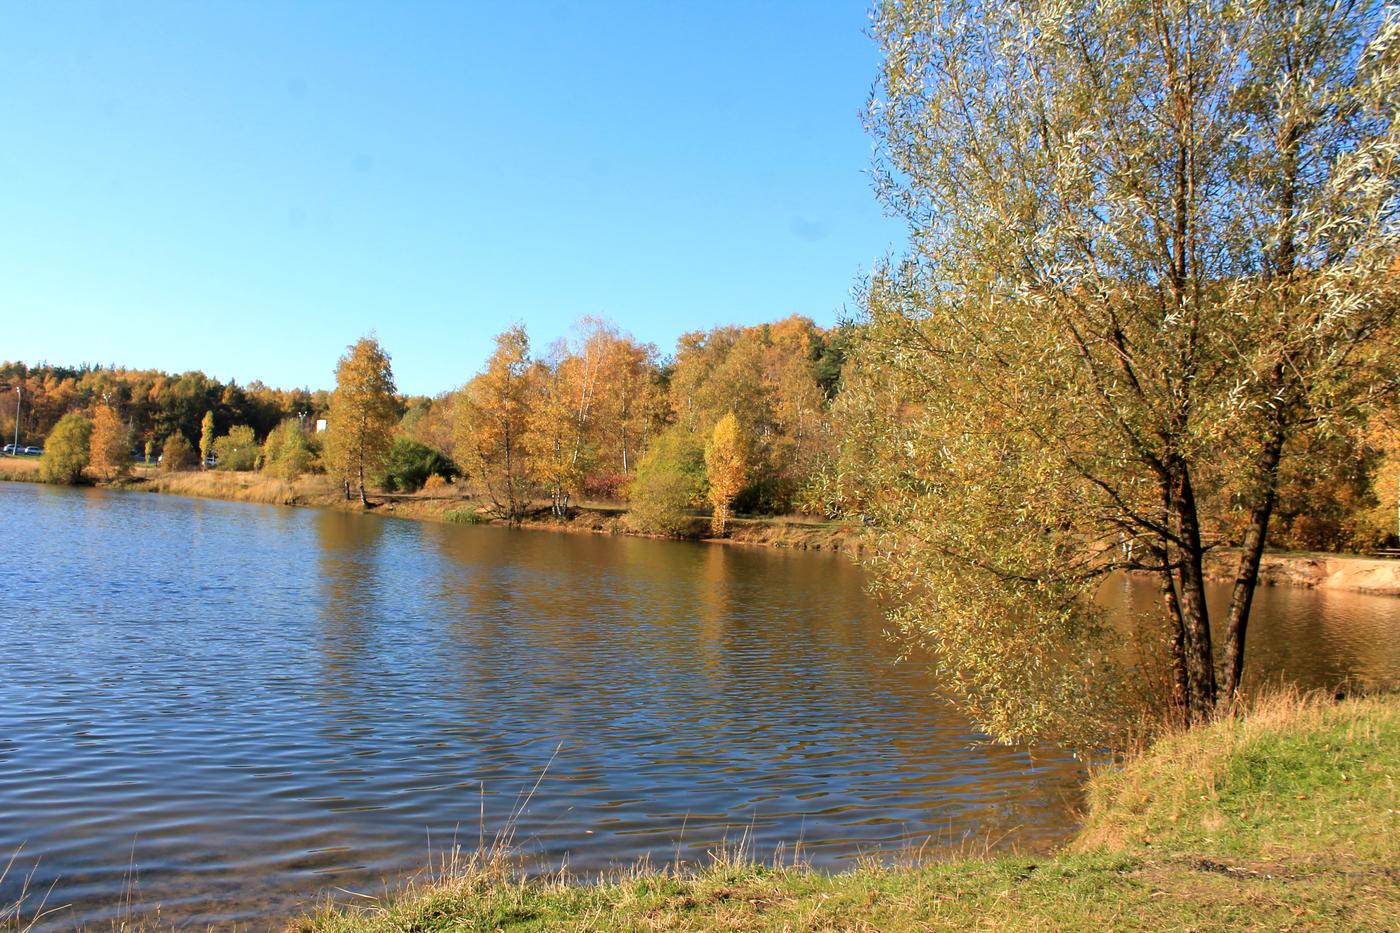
[840,0,1400,746]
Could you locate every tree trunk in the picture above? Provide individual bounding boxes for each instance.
[1222,421,1285,698]
[1150,541,1190,723]
[711,503,729,537]
[357,431,368,507]
[1170,467,1217,721]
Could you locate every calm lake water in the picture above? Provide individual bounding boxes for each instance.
[2,482,1399,930]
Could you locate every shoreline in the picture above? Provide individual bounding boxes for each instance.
[125,470,1400,595]
[4,461,1398,593]
[135,467,867,555]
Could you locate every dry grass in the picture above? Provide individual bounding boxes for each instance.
[146,469,339,506]
[0,457,41,482]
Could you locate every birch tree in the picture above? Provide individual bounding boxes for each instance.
[326,337,398,506]
[842,0,1400,744]
[456,326,535,521]
[89,403,132,482]
[706,412,748,535]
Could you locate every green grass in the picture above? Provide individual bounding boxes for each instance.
[294,691,1400,932]
[444,506,485,525]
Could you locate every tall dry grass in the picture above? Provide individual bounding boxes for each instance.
[150,470,334,506]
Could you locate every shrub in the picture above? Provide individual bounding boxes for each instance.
[581,472,628,502]
[379,437,458,492]
[444,506,484,525]
[161,432,196,472]
[39,413,93,485]
[261,419,312,480]
[626,425,706,536]
[213,425,259,471]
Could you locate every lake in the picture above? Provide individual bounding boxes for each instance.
[2,482,1398,929]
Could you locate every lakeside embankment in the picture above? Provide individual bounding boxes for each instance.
[292,690,1399,932]
[140,467,864,553]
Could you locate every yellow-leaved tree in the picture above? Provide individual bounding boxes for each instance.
[705,412,747,536]
[455,326,535,521]
[326,337,398,506]
[89,403,132,482]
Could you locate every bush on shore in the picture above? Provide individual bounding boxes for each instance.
[38,413,92,485]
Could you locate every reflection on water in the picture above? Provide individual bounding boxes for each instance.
[2,483,1397,929]
[1096,572,1400,694]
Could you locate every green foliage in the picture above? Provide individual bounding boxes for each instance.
[161,432,196,472]
[626,425,706,536]
[260,419,315,480]
[841,0,1400,740]
[443,506,485,525]
[38,413,92,484]
[378,437,458,492]
[213,425,259,471]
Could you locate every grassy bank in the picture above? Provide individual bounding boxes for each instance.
[295,692,1398,932]
[0,456,41,483]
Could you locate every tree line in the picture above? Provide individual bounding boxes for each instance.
[319,314,847,535]
[5,291,1395,558]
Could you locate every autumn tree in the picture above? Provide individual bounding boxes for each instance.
[526,347,584,516]
[199,410,216,468]
[326,337,398,506]
[39,413,92,484]
[88,404,132,482]
[840,0,1400,744]
[594,332,664,479]
[161,432,196,472]
[455,326,535,521]
[705,412,748,536]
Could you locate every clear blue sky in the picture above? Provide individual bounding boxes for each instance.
[1,1,902,396]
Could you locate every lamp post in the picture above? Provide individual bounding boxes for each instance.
[8,386,17,456]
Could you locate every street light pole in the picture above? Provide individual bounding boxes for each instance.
[10,386,17,456]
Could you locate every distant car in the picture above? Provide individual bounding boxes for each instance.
[2,444,15,454]
[23,447,41,456]
[204,456,218,467]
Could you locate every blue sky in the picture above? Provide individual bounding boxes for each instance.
[1,1,902,395]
